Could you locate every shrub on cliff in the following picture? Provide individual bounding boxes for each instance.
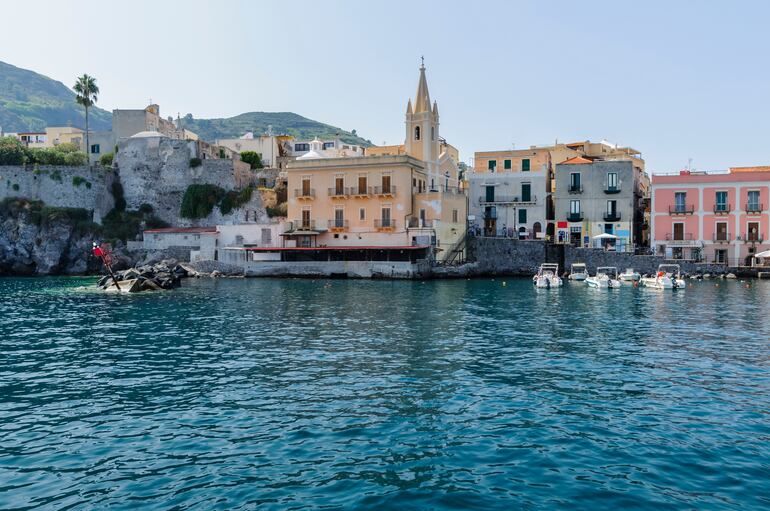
[266,202,287,218]
[189,157,202,168]
[0,137,26,165]
[219,186,254,215]
[26,146,88,166]
[99,152,114,167]
[240,151,264,170]
[181,184,225,219]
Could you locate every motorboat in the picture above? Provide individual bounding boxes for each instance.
[640,264,686,290]
[619,268,641,282]
[533,263,563,288]
[101,278,144,293]
[585,266,621,289]
[569,263,588,281]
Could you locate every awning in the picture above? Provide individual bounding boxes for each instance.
[755,249,770,258]
[592,233,618,239]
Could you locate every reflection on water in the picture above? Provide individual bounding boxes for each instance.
[0,277,769,509]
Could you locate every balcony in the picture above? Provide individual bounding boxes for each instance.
[665,233,694,245]
[350,186,372,197]
[669,204,694,215]
[567,212,583,222]
[603,211,621,222]
[604,185,621,194]
[478,195,537,204]
[374,219,397,230]
[742,232,765,243]
[712,233,731,243]
[328,187,349,198]
[291,219,316,231]
[327,219,349,231]
[408,218,434,228]
[374,185,396,196]
[294,188,315,199]
[568,184,583,194]
[713,204,731,214]
[745,203,764,214]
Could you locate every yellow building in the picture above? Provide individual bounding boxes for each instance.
[284,62,467,262]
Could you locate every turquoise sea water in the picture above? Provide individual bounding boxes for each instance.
[0,276,769,510]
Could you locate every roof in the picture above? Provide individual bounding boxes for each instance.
[559,156,594,165]
[144,227,217,234]
[131,130,167,138]
[413,64,432,113]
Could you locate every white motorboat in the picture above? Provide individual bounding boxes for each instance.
[533,263,563,288]
[569,263,588,281]
[585,266,621,289]
[640,264,686,290]
[619,268,641,282]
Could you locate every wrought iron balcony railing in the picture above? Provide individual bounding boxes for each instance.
[713,203,731,214]
[669,204,694,215]
[294,188,315,199]
[327,219,349,229]
[603,212,621,222]
[374,219,396,229]
[567,212,583,222]
[745,202,764,214]
[373,185,396,196]
[328,187,349,197]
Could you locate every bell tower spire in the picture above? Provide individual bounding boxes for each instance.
[405,58,440,168]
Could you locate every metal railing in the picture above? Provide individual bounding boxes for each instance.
[292,219,316,230]
[327,219,349,229]
[713,204,731,214]
[350,186,372,196]
[665,232,694,242]
[745,203,764,214]
[603,212,621,221]
[604,185,621,194]
[742,232,765,243]
[294,188,315,198]
[374,219,396,229]
[373,185,396,195]
[712,233,732,243]
[669,204,694,214]
[328,187,349,197]
[568,184,583,194]
[407,218,434,228]
[478,195,537,204]
[567,212,583,222]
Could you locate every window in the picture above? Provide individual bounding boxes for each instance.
[359,208,366,221]
[415,126,421,141]
[607,172,618,189]
[607,200,617,215]
[323,142,335,150]
[715,249,727,264]
[522,159,530,172]
[488,160,497,172]
[90,144,100,154]
[521,183,531,202]
[715,222,728,241]
[335,176,344,195]
[485,185,495,202]
[431,126,435,140]
[261,228,272,245]
[748,190,761,211]
[334,207,344,228]
[301,177,311,196]
[381,206,392,227]
[301,209,311,229]
[570,173,581,191]
[294,143,309,152]
[381,174,391,193]
[570,200,580,214]
[419,208,426,223]
[715,191,728,211]
[452,209,458,223]
[358,174,367,194]
[518,208,527,224]
[675,192,686,212]
[504,159,512,170]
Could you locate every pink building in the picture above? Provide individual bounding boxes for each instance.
[651,167,770,265]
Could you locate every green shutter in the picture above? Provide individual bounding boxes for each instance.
[522,159,530,171]
[488,160,496,170]
[504,159,511,170]
[519,208,527,224]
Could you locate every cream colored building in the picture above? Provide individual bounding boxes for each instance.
[283,63,467,262]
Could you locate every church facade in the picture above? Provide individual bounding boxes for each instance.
[283,63,468,262]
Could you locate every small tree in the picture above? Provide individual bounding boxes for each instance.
[240,151,264,169]
[0,136,26,165]
[73,74,99,160]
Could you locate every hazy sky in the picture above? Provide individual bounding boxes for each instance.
[2,0,768,173]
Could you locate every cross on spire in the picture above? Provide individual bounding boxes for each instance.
[420,55,425,69]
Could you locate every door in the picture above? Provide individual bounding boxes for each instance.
[716,222,727,241]
[334,208,344,228]
[301,209,311,230]
[675,192,686,212]
[335,176,344,195]
[382,175,391,194]
[521,183,531,202]
[673,222,684,240]
[302,178,311,196]
[484,206,497,236]
[381,207,391,227]
[358,175,367,194]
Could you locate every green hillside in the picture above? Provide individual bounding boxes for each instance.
[0,60,372,147]
[179,112,372,146]
[0,61,111,133]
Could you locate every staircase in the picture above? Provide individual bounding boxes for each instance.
[444,232,469,265]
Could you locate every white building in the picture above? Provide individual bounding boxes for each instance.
[216,133,283,168]
[291,138,364,159]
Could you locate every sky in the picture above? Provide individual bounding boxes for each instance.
[2,0,769,173]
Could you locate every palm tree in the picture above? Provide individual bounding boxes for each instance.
[73,74,99,160]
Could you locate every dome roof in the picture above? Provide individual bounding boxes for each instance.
[130,130,167,138]
[298,149,326,160]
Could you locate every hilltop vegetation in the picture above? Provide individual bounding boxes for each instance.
[0,60,371,146]
[0,61,111,132]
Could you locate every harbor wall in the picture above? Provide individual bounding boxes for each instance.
[239,260,430,279]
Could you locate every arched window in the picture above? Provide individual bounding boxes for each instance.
[414,126,421,141]
[431,126,435,140]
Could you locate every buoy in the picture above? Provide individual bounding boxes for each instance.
[502,281,507,286]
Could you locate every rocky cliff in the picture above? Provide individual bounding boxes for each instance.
[0,199,133,276]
